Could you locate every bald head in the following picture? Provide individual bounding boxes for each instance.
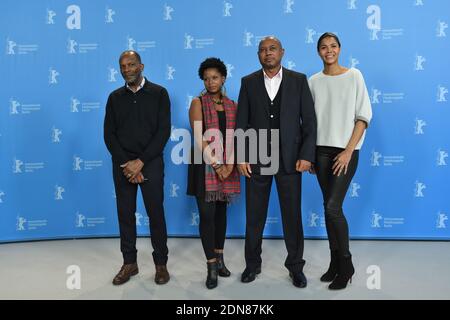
[119,50,142,64]
[258,36,283,50]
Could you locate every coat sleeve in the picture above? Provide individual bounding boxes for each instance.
[103,94,131,164]
[236,77,250,163]
[354,69,372,127]
[298,75,317,163]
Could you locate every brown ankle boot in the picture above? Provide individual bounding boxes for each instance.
[112,263,139,285]
[155,265,170,285]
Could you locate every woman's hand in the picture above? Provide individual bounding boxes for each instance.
[332,149,353,176]
[215,164,233,181]
[214,165,226,181]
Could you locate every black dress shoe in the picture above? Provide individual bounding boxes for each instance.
[289,271,307,288]
[255,265,261,275]
[241,267,258,283]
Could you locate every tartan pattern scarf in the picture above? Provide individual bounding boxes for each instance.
[201,94,240,202]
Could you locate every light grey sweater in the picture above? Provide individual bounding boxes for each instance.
[308,68,372,150]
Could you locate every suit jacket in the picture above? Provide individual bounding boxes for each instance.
[236,67,317,174]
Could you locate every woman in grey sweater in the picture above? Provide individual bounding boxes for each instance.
[308,33,372,290]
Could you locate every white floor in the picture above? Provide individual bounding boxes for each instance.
[0,238,449,300]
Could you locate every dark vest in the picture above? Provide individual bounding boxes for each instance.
[264,81,282,160]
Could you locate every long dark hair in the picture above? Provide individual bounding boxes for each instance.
[317,32,341,51]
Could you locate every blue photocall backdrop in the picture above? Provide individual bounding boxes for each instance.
[1,0,449,242]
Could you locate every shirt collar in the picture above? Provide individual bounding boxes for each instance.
[126,77,146,93]
[263,67,283,80]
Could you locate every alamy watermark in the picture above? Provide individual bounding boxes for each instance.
[171,121,280,175]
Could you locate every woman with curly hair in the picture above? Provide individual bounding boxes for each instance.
[187,57,240,289]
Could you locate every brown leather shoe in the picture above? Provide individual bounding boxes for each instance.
[112,263,139,285]
[155,265,170,285]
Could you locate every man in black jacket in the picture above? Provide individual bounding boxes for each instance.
[104,50,171,286]
[236,37,317,288]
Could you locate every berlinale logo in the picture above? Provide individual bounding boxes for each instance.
[55,185,65,200]
[414,54,426,71]
[223,1,233,17]
[67,38,78,54]
[73,156,83,171]
[437,20,448,37]
[190,211,199,226]
[350,182,360,198]
[9,98,20,115]
[184,34,194,49]
[437,85,448,102]
[437,149,448,166]
[348,0,357,10]
[308,212,320,227]
[243,31,254,47]
[371,212,382,228]
[108,67,119,82]
[414,118,426,135]
[76,212,86,228]
[436,212,448,229]
[414,181,426,198]
[166,65,176,80]
[105,7,115,23]
[6,38,17,55]
[46,9,56,24]
[70,97,80,112]
[371,88,381,104]
[169,182,180,198]
[284,0,294,14]
[12,158,24,173]
[163,4,174,21]
[370,150,382,167]
[135,212,143,226]
[305,28,317,44]
[16,216,27,231]
[52,126,62,143]
[49,68,60,84]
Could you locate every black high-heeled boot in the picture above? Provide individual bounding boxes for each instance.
[206,261,218,289]
[320,250,339,282]
[329,254,355,290]
[216,252,231,277]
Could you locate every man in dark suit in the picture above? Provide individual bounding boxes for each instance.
[104,50,171,286]
[236,36,317,288]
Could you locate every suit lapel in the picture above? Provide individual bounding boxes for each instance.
[256,69,270,117]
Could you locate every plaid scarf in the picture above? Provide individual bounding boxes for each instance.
[201,94,240,202]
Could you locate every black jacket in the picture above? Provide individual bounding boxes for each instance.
[104,78,171,165]
[236,68,317,174]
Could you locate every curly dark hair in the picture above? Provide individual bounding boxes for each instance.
[198,57,227,80]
